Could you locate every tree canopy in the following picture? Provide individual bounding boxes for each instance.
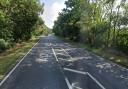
[0,0,46,51]
[53,0,128,53]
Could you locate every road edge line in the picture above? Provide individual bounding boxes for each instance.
[0,38,40,87]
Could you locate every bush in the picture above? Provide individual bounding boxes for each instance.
[0,39,8,52]
[117,31,128,54]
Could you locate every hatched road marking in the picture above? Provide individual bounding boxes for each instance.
[64,68,106,89]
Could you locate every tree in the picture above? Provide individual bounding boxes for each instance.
[53,0,128,53]
[10,0,43,42]
[0,0,44,51]
[0,0,13,41]
[53,0,83,41]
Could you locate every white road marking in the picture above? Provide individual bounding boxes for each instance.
[65,77,73,89]
[61,48,73,59]
[0,38,40,87]
[51,47,72,89]
[64,68,106,89]
[52,48,59,62]
[64,68,87,75]
[86,72,106,89]
[72,86,82,89]
[61,48,107,89]
[51,41,106,89]
[58,58,72,62]
[72,83,83,89]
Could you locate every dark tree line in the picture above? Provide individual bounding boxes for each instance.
[0,0,45,51]
[53,0,128,53]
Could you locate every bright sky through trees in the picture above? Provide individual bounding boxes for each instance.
[40,0,67,28]
[40,0,127,29]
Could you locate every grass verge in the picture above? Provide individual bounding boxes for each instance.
[62,37,128,68]
[0,37,39,80]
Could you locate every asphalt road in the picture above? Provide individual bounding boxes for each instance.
[0,35,128,89]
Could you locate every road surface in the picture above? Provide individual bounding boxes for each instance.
[0,35,128,89]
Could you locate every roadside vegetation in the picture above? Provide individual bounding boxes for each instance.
[0,37,39,80]
[53,0,128,67]
[0,0,49,79]
[0,0,47,52]
[63,38,128,68]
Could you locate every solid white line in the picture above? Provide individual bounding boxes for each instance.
[0,39,40,87]
[87,72,106,89]
[64,68,87,75]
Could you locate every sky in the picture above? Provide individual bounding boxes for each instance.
[40,0,67,28]
[40,0,128,29]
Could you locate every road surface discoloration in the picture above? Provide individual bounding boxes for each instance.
[0,35,128,89]
[0,36,68,89]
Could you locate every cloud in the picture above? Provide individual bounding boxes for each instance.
[41,0,66,28]
[51,2,65,21]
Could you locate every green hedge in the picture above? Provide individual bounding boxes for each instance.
[0,39,8,52]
